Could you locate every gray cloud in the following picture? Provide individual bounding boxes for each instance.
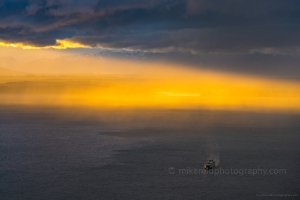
[0,0,300,77]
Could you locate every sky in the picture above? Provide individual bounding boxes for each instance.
[0,0,300,77]
[0,0,300,111]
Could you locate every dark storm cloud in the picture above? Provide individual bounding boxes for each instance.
[0,0,298,52]
[0,0,300,77]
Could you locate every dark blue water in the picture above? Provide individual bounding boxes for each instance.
[1,106,299,199]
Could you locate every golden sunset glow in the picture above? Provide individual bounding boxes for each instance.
[1,45,300,112]
[54,39,92,49]
[1,67,300,112]
[0,39,91,49]
[0,41,41,49]
[53,75,300,111]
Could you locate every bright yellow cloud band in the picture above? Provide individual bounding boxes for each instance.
[1,74,300,112]
[0,39,91,49]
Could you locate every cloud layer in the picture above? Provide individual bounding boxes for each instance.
[1,0,300,77]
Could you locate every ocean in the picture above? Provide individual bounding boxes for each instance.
[0,106,299,199]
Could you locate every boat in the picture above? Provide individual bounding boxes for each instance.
[203,159,215,170]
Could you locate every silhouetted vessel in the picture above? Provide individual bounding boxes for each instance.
[203,160,215,170]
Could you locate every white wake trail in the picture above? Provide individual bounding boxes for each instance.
[203,136,220,166]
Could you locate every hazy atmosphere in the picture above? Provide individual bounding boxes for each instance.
[0,0,299,199]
